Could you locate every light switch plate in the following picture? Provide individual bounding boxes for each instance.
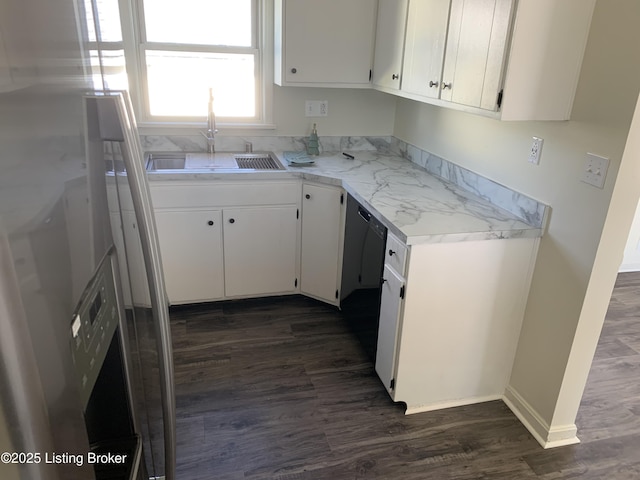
[581,153,609,189]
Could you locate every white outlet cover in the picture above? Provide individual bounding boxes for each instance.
[528,137,543,164]
[305,100,328,117]
[581,153,609,189]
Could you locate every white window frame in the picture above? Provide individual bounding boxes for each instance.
[118,0,274,132]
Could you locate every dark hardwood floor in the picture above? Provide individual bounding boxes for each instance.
[168,275,640,479]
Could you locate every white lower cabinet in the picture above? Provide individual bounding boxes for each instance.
[378,237,539,412]
[154,209,224,304]
[375,264,405,394]
[223,206,298,298]
[300,183,345,305]
[151,181,300,304]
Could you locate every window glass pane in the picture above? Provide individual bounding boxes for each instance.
[146,51,255,117]
[83,0,123,42]
[95,0,123,42]
[143,0,252,46]
[84,0,97,42]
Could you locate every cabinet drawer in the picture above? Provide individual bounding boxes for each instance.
[150,182,300,209]
[385,233,408,276]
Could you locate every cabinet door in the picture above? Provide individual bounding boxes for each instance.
[155,210,224,304]
[401,0,451,99]
[223,206,298,298]
[441,0,514,109]
[300,184,344,305]
[282,0,376,85]
[376,265,404,395]
[372,0,408,90]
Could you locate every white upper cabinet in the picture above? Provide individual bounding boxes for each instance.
[275,0,377,87]
[371,0,596,121]
[441,0,513,109]
[371,0,408,91]
[499,0,596,121]
[401,0,450,99]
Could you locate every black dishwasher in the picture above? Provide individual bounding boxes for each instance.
[340,194,387,361]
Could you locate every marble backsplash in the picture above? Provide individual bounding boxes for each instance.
[388,138,548,230]
[140,134,392,155]
[140,134,548,230]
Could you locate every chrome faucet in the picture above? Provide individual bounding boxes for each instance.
[200,88,217,154]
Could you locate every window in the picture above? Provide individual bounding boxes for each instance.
[126,0,271,127]
[82,0,129,91]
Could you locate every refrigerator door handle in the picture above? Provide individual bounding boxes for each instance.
[113,92,177,480]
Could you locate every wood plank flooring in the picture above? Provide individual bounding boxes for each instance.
[168,275,640,479]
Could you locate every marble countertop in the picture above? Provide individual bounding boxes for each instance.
[147,150,542,245]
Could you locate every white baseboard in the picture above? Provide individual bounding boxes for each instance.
[618,263,640,273]
[503,385,580,449]
[405,394,503,415]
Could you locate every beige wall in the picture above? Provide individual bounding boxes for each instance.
[392,0,640,428]
[272,86,396,136]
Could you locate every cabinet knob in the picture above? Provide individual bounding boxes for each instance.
[429,80,439,88]
[207,220,214,226]
[381,278,387,284]
[392,74,399,80]
[388,249,396,257]
[442,82,452,90]
[291,67,297,74]
[229,218,235,224]
[305,194,311,199]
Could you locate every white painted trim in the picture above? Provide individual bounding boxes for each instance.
[503,386,580,449]
[405,395,503,415]
[618,263,640,273]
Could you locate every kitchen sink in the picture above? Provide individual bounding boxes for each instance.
[146,153,187,171]
[234,154,282,170]
[145,152,285,171]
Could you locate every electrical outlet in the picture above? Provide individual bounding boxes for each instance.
[581,153,609,189]
[304,100,328,117]
[528,137,544,164]
[319,100,328,116]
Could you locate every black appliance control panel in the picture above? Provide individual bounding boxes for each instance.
[70,253,119,409]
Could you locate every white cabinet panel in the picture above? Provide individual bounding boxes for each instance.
[300,183,344,305]
[155,210,224,304]
[223,206,298,298]
[275,0,377,86]
[372,0,408,91]
[401,0,450,99]
[376,264,404,394]
[385,233,408,277]
[441,0,514,109]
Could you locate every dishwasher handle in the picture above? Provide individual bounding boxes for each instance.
[357,206,371,222]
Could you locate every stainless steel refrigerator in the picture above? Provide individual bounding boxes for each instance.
[0,1,176,479]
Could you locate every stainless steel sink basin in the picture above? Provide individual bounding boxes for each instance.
[145,151,285,171]
[146,153,186,171]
